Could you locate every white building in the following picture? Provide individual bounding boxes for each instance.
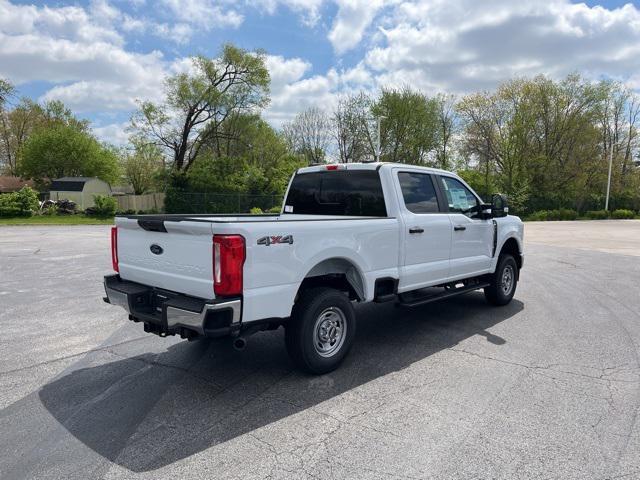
[49,177,111,210]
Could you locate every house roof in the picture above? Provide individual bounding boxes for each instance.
[0,176,34,193]
[50,177,102,192]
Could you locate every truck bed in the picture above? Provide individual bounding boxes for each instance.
[118,213,390,223]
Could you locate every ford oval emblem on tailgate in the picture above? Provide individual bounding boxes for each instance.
[150,244,164,255]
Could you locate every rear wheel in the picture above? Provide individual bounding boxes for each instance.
[285,287,356,374]
[484,254,518,306]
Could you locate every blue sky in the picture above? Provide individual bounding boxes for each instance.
[1,0,640,144]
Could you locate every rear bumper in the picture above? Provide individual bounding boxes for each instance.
[103,274,241,338]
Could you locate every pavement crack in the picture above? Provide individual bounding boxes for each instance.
[103,347,224,389]
[0,335,150,377]
[449,348,639,384]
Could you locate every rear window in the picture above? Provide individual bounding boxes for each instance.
[284,170,387,217]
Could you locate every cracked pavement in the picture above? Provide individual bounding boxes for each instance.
[1,222,639,479]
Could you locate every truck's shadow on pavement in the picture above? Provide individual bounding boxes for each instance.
[38,294,523,472]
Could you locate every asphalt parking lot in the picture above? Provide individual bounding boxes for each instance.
[1,221,639,480]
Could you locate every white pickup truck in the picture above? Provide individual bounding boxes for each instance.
[104,162,524,373]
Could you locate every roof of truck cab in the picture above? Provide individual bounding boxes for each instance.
[297,162,454,176]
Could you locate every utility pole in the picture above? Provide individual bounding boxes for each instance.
[376,116,385,162]
[605,140,614,211]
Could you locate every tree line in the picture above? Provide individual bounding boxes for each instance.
[283,75,640,214]
[1,43,639,215]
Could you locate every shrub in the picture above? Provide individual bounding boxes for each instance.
[585,210,609,220]
[542,209,578,221]
[267,205,281,214]
[526,209,578,221]
[0,195,22,217]
[527,210,549,221]
[15,187,40,214]
[610,209,636,219]
[91,195,117,217]
[249,207,263,214]
[0,187,39,217]
[41,204,59,216]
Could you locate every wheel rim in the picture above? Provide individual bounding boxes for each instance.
[501,264,514,296]
[312,307,347,358]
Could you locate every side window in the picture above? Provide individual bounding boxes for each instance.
[438,176,479,217]
[398,172,440,213]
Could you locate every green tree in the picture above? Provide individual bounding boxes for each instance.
[164,114,305,214]
[373,87,439,164]
[332,93,375,163]
[19,124,120,185]
[123,142,164,194]
[0,78,13,107]
[130,44,270,172]
[1,97,90,176]
[1,100,44,175]
[189,114,304,196]
[282,107,331,164]
[456,74,616,214]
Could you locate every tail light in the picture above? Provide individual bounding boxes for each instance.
[213,235,245,296]
[111,226,119,272]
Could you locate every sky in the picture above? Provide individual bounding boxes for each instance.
[1,0,639,145]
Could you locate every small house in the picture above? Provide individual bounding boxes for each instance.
[0,176,34,194]
[49,177,111,210]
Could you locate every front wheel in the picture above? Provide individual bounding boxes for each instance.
[484,254,518,306]
[285,287,356,374]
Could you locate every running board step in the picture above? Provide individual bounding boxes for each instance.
[398,282,490,307]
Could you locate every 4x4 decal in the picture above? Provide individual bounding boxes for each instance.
[257,235,294,246]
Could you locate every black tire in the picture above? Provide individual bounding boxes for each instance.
[484,254,518,306]
[285,287,356,374]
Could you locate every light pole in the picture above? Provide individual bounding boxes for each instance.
[605,141,613,211]
[376,115,385,162]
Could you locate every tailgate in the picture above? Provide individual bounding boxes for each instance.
[115,218,214,299]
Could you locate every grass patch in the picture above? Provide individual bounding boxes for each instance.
[0,214,114,225]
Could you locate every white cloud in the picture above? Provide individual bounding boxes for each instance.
[3,0,640,144]
[328,0,385,54]
[160,0,243,29]
[153,22,194,45]
[364,0,640,94]
[93,121,130,145]
[264,59,376,126]
[0,0,123,45]
[258,0,325,26]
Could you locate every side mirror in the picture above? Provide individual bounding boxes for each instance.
[491,194,509,218]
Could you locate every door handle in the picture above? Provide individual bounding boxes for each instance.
[409,227,424,234]
[454,225,466,231]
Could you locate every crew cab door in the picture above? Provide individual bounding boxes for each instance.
[394,169,452,292]
[436,175,493,278]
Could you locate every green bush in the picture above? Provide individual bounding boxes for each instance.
[91,195,117,217]
[0,187,39,217]
[41,204,59,216]
[527,210,549,221]
[610,209,636,219]
[526,208,578,221]
[0,195,22,217]
[249,207,263,214]
[15,187,40,214]
[545,209,578,221]
[585,210,609,220]
[267,205,281,214]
